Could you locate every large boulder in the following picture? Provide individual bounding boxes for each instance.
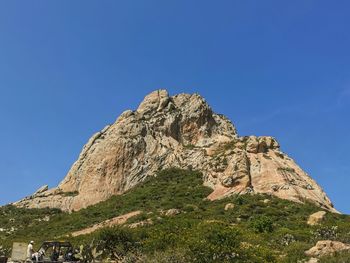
[307,211,327,226]
[305,240,350,258]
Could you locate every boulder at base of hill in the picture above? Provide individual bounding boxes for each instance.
[305,240,350,258]
[307,211,326,226]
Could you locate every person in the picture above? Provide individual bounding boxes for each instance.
[27,241,35,261]
[50,246,59,262]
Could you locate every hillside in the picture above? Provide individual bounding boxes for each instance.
[14,90,336,212]
[1,169,349,262]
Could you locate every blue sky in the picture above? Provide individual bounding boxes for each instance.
[0,1,349,213]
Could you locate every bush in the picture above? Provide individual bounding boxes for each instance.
[143,230,180,252]
[243,245,277,263]
[282,242,309,263]
[250,216,274,233]
[185,222,241,262]
[313,226,338,241]
[96,227,138,260]
[0,245,11,257]
[320,250,350,263]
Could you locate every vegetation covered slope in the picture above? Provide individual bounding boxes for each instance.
[1,169,349,262]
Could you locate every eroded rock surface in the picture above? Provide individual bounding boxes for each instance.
[13,90,337,212]
[305,240,350,258]
[307,211,327,226]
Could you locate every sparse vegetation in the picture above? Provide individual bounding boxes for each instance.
[0,168,349,262]
[213,140,236,155]
[320,250,350,262]
[60,191,80,197]
[250,216,274,233]
[183,144,196,150]
[277,167,296,173]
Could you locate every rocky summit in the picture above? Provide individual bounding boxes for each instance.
[14,90,336,212]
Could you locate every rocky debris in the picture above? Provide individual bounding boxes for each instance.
[240,242,254,249]
[0,227,17,235]
[14,90,337,213]
[128,218,153,228]
[165,209,181,216]
[307,211,327,226]
[305,240,350,258]
[224,203,235,211]
[262,199,270,204]
[35,215,50,222]
[280,234,296,246]
[71,211,141,237]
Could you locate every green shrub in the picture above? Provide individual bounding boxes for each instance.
[184,222,241,262]
[250,216,274,233]
[320,250,350,263]
[61,191,79,197]
[183,144,196,150]
[0,245,11,257]
[282,242,309,263]
[96,227,138,259]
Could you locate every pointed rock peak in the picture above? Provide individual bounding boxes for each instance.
[136,90,213,117]
[137,89,170,115]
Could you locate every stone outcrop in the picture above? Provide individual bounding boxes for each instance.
[13,90,337,212]
[33,185,49,196]
[224,203,235,211]
[305,240,350,258]
[307,211,327,226]
[165,209,181,217]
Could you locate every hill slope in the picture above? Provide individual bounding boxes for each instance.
[1,169,349,262]
[14,90,335,212]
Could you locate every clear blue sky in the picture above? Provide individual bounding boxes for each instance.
[0,1,349,213]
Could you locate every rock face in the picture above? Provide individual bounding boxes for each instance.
[13,90,337,212]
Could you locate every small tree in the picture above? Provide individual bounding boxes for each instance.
[97,226,138,260]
